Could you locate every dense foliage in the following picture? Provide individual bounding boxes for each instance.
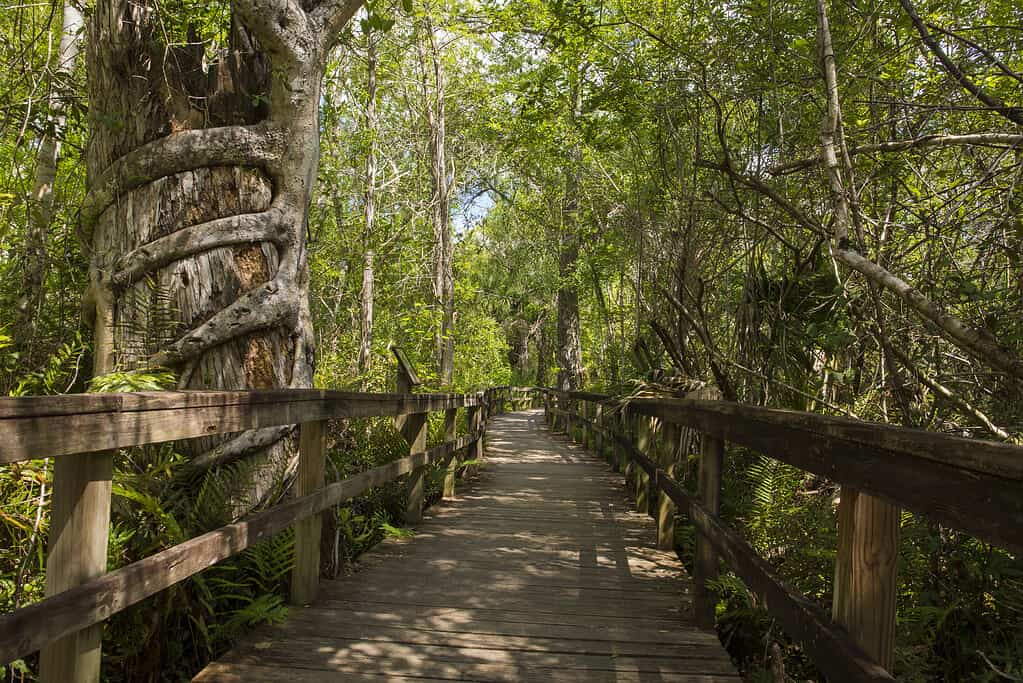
[0,0,1021,680]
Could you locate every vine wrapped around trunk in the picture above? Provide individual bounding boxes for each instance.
[84,0,363,505]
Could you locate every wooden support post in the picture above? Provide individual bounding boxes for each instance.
[635,414,651,514]
[581,401,590,448]
[39,452,113,683]
[594,402,604,460]
[623,409,636,491]
[291,419,326,605]
[403,411,428,524]
[694,431,724,629]
[832,488,900,670]
[656,422,679,550]
[466,403,483,470]
[442,408,458,498]
[566,396,575,439]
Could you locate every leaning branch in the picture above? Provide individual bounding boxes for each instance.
[887,345,1014,441]
[897,0,1023,126]
[769,133,1023,176]
[82,125,286,238]
[816,0,1023,385]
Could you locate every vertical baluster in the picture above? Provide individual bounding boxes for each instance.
[442,407,458,498]
[292,419,327,605]
[39,452,114,683]
[694,430,724,629]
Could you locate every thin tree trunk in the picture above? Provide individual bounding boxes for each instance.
[16,3,83,339]
[417,18,454,386]
[357,30,378,386]
[556,68,585,392]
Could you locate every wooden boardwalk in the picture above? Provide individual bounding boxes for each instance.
[194,408,740,682]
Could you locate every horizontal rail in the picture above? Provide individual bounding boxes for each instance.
[552,401,894,682]
[0,428,483,664]
[607,428,894,683]
[546,389,1023,480]
[0,389,487,463]
[548,391,1023,553]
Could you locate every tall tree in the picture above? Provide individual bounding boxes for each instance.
[41,0,364,675]
[16,2,83,342]
[417,14,454,386]
[357,28,378,385]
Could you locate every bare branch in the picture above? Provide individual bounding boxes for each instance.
[898,0,1023,126]
[770,133,1023,176]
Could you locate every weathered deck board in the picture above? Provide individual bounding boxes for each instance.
[193,409,740,682]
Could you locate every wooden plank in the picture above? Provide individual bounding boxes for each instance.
[0,390,485,463]
[627,396,1023,480]
[291,420,326,606]
[833,491,900,670]
[196,660,740,683]
[217,636,739,676]
[402,412,428,524]
[442,408,458,498]
[657,422,678,550]
[194,409,739,683]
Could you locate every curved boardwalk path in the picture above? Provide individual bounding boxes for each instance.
[194,409,740,682]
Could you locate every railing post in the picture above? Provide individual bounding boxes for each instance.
[403,410,429,524]
[832,489,900,670]
[442,407,458,498]
[656,422,679,550]
[291,419,327,605]
[594,402,604,460]
[612,405,625,473]
[622,407,635,489]
[467,399,483,469]
[634,414,652,514]
[694,430,724,629]
[39,452,113,683]
[580,400,589,448]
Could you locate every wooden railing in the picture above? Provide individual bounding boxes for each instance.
[543,388,1023,683]
[0,384,533,682]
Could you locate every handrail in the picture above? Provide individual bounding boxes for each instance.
[0,383,535,678]
[542,387,1023,682]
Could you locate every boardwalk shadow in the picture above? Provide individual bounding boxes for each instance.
[193,409,738,682]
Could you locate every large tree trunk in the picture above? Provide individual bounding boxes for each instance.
[82,0,360,500]
[417,18,454,387]
[357,31,378,387]
[15,3,83,345]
